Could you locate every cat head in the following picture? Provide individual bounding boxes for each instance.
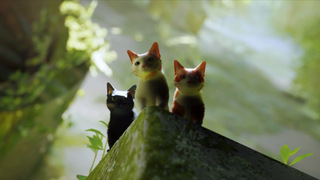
[127,42,162,80]
[173,60,206,94]
[106,82,136,113]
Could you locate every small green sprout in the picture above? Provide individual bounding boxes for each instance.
[280,144,314,166]
[76,120,109,180]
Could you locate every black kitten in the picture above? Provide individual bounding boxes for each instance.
[106,82,137,151]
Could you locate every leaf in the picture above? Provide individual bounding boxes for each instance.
[93,134,103,149]
[87,135,104,150]
[289,153,314,166]
[87,146,98,154]
[76,175,87,180]
[289,147,300,156]
[87,145,103,150]
[99,120,109,127]
[280,144,290,164]
[87,136,98,147]
[86,128,105,137]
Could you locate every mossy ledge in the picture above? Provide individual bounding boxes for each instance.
[87,106,316,180]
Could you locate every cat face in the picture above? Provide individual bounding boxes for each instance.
[127,42,162,80]
[106,82,136,113]
[174,60,206,93]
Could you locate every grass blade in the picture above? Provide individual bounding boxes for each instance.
[289,153,314,166]
[289,147,300,156]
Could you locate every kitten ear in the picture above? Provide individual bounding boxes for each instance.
[148,42,161,59]
[174,60,184,75]
[196,61,206,77]
[127,50,139,63]
[127,85,137,98]
[107,82,115,96]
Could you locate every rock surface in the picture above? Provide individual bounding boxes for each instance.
[87,106,317,180]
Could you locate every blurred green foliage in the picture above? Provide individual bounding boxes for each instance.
[0,1,115,179]
[60,0,116,76]
[134,1,249,35]
[274,1,320,121]
[147,1,207,34]
[0,0,115,111]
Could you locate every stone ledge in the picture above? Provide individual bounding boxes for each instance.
[87,106,317,180]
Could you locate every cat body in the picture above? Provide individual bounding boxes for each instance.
[172,60,206,125]
[106,82,137,150]
[127,42,169,112]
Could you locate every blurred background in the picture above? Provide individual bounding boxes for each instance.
[0,0,319,179]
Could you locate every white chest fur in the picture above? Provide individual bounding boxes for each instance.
[135,72,169,111]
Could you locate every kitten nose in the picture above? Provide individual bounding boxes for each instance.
[142,65,146,68]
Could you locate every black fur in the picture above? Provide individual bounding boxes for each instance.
[106,82,137,151]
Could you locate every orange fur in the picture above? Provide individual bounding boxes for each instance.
[174,90,179,99]
[145,71,157,80]
[172,101,185,118]
[148,42,161,59]
[147,42,162,70]
[127,50,139,63]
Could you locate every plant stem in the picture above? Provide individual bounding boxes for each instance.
[102,136,108,157]
[89,150,98,173]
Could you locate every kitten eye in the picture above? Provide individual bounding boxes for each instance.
[147,58,153,62]
[195,76,200,80]
[112,97,117,101]
[123,98,127,102]
[135,61,140,66]
[180,75,186,79]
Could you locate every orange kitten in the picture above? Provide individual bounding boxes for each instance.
[172,60,206,125]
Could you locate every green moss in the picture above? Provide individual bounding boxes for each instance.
[87,106,315,180]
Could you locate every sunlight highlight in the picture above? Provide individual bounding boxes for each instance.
[166,36,197,47]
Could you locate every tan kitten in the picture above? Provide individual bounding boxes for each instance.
[127,42,169,112]
[172,60,206,125]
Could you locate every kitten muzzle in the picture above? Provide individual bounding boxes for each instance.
[112,106,131,113]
